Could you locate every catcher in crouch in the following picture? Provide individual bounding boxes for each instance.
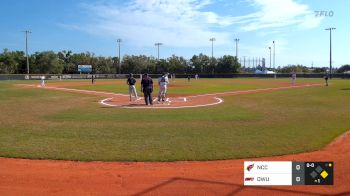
[157,73,169,103]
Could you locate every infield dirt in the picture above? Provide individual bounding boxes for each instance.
[0,130,349,195]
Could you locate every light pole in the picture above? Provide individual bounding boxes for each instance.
[209,38,216,59]
[234,38,239,58]
[268,47,272,68]
[155,42,163,61]
[325,27,336,78]
[243,56,246,67]
[22,30,31,74]
[117,39,122,74]
[272,40,275,69]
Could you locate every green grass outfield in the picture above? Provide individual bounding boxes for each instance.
[0,78,349,161]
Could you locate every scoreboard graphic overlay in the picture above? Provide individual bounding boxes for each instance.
[244,161,333,186]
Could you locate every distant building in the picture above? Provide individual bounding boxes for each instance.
[255,69,275,74]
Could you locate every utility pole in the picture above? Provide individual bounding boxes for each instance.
[154,42,163,61]
[22,30,31,74]
[209,38,216,59]
[273,40,276,69]
[325,28,336,78]
[243,56,246,67]
[268,47,272,68]
[117,39,122,74]
[234,38,239,58]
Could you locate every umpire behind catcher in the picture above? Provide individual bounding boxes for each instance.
[141,73,154,105]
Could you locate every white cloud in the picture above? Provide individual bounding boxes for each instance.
[239,0,323,31]
[67,0,323,49]
[76,0,233,48]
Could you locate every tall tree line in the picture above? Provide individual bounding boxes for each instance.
[0,49,241,74]
[2,49,348,74]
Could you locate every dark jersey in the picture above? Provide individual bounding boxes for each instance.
[141,76,153,92]
[127,77,136,85]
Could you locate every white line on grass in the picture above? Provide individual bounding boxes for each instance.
[186,83,322,98]
[20,82,322,109]
[41,86,129,97]
[100,97,223,109]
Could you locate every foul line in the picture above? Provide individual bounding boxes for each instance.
[99,83,321,109]
[186,83,322,98]
[18,83,322,109]
[18,84,129,97]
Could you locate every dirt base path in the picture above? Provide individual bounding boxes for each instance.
[1,130,349,195]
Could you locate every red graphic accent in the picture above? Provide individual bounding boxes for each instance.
[247,163,254,171]
[245,177,254,181]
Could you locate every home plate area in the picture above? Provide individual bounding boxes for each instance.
[100,95,223,109]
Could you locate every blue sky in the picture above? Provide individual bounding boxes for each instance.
[0,0,348,68]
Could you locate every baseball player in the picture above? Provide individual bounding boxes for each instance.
[40,76,45,87]
[324,73,329,86]
[127,73,138,101]
[91,74,95,84]
[291,71,296,85]
[157,73,169,103]
[187,74,191,82]
[141,73,153,105]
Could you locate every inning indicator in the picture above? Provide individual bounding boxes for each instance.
[244,161,333,186]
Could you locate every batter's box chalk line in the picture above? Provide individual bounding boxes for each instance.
[99,97,223,109]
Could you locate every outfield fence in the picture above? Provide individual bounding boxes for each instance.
[1,73,350,80]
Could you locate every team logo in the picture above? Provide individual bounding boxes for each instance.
[245,177,254,181]
[246,163,254,171]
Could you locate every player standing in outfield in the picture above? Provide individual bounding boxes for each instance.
[127,73,138,101]
[324,72,329,86]
[141,73,154,105]
[40,76,45,87]
[291,71,296,85]
[91,74,95,84]
[157,73,169,104]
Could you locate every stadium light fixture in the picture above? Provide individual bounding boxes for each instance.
[325,28,336,78]
[234,38,239,58]
[273,40,275,69]
[22,30,31,74]
[209,38,216,59]
[117,39,122,74]
[155,42,163,61]
[268,47,272,68]
[243,56,246,67]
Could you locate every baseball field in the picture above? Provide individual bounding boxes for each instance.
[1,77,350,195]
[1,78,349,161]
